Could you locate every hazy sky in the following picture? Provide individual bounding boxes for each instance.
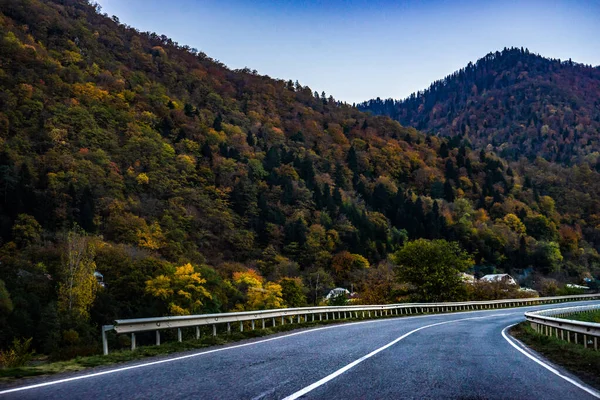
[96,0,600,104]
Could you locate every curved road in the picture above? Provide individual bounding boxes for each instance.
[2,301,600,399]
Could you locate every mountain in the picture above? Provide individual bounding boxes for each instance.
[359,48,600,164]
[1,1,599,356]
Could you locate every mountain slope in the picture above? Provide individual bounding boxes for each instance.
[1,1,600,356]
[359,48,600,164]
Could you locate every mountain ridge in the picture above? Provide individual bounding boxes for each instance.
[358,47,600,164]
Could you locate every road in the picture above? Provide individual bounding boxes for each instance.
[2,301,600,399]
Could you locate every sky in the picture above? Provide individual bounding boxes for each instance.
[95,0,600,104]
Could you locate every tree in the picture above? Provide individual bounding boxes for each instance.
[392,239,473,302]
[57,229,98,321]
[279,277,307,307]
[232,269,284,310]
[0,279,13,317]
[531,241,563,274]
[12,214,41,248]
[331,251,369,285]
[145,263,212,315]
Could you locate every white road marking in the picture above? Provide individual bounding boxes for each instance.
[1,301,597,396]
[282,314,506,400]
[501,323,600,399]
[0,310,500,396]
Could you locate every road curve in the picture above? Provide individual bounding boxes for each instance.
[2,301,600,400]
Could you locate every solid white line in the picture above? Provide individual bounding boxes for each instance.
[0,311,491,396]
[1,301,596,396]
[501,324,600,399]
[282,314,504,400]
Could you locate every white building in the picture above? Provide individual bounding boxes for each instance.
[325,287,350,300]
[479,274,517,285]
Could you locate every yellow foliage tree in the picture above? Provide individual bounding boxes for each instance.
[145,263,212,315]
[137,221,165,250]
[232,269,284,310]
[247,282,284,310]
[57,229,98,321]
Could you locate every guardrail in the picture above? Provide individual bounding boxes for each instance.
[102,293,600,355]
[525,303,600,350]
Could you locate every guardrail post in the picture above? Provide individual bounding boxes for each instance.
[240,322,243,332]
[584,335,588,348]
[252,320,255,330]
[101,325,113,355]
[281,316,284,325]
[272,317,276,327]
[156,330,160,346]
[227,322,231,334]
[178,328,182,342]
[312,314,315,322]
[196,326,200,339]
[131,333,136,351]
[213,324,217,336]
[262,319,265,329]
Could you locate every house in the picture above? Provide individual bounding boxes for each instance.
[325,287,350,300]
[94,271,105,288]
[566,283,590,290]
[479,274,517,285]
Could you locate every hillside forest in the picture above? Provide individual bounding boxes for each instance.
[0,0,598,358]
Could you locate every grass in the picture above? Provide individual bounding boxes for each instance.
[560,309,600,323]
[510,322,600,389]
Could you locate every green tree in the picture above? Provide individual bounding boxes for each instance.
[279,277,307,307]
[392,239,473,302]
[12,214,41,248]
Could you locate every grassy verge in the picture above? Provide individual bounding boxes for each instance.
[0,314,400,383]
[510,322,600,388]
[560,309,600,323]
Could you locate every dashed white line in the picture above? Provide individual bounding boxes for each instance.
[282,314,506,400]
[0,311,496,396]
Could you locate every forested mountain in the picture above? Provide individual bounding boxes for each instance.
[359,48,600,164]
[0,0,599,356]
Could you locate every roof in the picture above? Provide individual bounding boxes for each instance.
[566,283,590,290]
[480,274,517,284]
[325,287,350,299]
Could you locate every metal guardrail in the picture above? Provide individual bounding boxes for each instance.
[102,293,600,355]
[525,303,600,350]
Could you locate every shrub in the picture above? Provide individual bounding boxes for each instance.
[0,338,34,368]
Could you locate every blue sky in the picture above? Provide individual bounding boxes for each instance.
[96,0,600,104]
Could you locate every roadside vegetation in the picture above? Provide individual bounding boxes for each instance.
[559,310,600,323]
[510,322,600,388]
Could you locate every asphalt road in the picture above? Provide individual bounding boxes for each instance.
[2,301,600,400]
